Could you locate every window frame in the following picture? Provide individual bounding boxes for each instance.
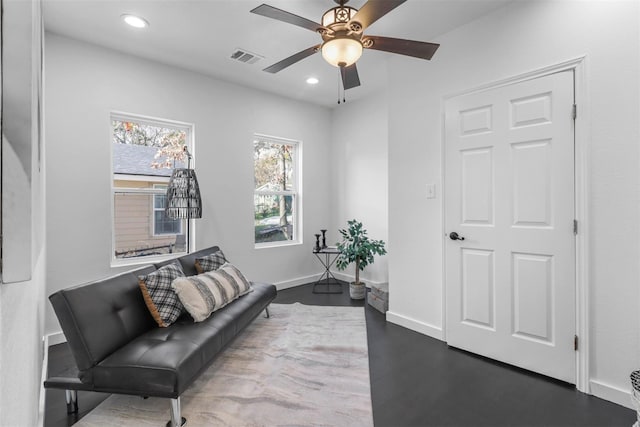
[253,134,302,249]
[110,112,195,267]
[151,184,183,237]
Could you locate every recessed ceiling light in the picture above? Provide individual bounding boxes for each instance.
[121,14,149,29]
[306,77,319,85]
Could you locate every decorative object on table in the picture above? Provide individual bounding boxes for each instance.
[166,146,202,254]
[314,234,321,252]
[367,282,389,314]
[321,229,328,249]
[336,219,386,300]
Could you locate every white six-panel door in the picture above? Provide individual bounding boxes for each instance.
[444,71,576,383]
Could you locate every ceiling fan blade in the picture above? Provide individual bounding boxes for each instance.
[349,0,406,31]
[364,35,440,60]
[340,64,361,90]
[263,45,321,73]
[250,4,325,33]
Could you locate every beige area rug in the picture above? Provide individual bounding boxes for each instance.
[76,303,373,426]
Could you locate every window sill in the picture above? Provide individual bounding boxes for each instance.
[255,240,302,250]
[110,252,185,269]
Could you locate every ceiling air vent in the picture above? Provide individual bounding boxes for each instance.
[230,48,264,65]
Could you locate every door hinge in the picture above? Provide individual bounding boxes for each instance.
[574,335,579,351]
[573,219,578,235]
[572,104,577,120]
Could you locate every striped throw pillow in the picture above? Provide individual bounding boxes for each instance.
[172,263,253,322]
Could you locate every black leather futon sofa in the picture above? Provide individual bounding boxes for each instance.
[44,246,277,426]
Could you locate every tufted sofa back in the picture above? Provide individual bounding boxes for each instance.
[50,265,157,373]
[50,247,223,375]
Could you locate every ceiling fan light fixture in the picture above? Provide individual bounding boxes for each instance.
[251,0,439,91]
[321,38,363,67]
[321,6,358,27]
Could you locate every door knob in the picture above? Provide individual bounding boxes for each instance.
[449,232,465,241]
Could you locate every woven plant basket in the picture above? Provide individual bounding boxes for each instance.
[349,282,366,300]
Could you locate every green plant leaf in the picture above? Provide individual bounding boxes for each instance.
[334,219,386,284]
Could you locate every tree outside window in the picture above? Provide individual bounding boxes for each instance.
[254,136,300,246]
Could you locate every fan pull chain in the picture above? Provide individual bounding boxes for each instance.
[337,68,347,105]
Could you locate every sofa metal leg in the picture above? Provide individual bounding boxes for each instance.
[65,390,78,414]
[264,306,270,318]
[166,397,186,427]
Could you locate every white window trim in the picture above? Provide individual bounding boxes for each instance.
[253,134,302,249]
[110,112,195,267]
[151,184,183,237]
[115,173,170,183]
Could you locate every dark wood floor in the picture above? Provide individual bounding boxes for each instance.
[46,282,635,426]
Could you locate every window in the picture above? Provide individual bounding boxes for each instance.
[153,185,182,236]
[112,114,192,262]
[254,135,300,247]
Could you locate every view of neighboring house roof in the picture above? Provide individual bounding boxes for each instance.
[113,143,184,177]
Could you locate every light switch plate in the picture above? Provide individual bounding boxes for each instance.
[426,183,436,199]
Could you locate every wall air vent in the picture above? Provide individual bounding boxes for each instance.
[230,48,264,65]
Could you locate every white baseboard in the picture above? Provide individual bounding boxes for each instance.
[275,272,385,290]
[386,310,444,341]
[330,271,353,284]
[47,331,67,346]
[37,334,50,427]
[590,379,635,410]
[274,274,322,290]
[330,271,385,288]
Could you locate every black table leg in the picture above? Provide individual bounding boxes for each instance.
[312,252,343,294]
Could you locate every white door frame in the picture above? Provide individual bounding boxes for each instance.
[440,56,589,393]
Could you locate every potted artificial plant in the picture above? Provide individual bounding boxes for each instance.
[336,219,387,300]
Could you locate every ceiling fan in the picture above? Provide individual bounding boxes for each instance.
[250,0,440,90]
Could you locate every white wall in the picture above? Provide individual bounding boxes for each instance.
[0,1,47,422]
[0,137,46,426]
[44,33,333,336]
[330,92,389,284]
[0,256,45,427]
[387,0,639,407]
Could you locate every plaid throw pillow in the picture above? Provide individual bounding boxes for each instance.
[138,262,186,327]
[632,370,640,392]
[194,249,227,274]
[172,262,253,322]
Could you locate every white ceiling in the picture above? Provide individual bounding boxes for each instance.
[42,0,510,108]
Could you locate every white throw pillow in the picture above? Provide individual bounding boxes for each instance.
[171,262,253,322]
